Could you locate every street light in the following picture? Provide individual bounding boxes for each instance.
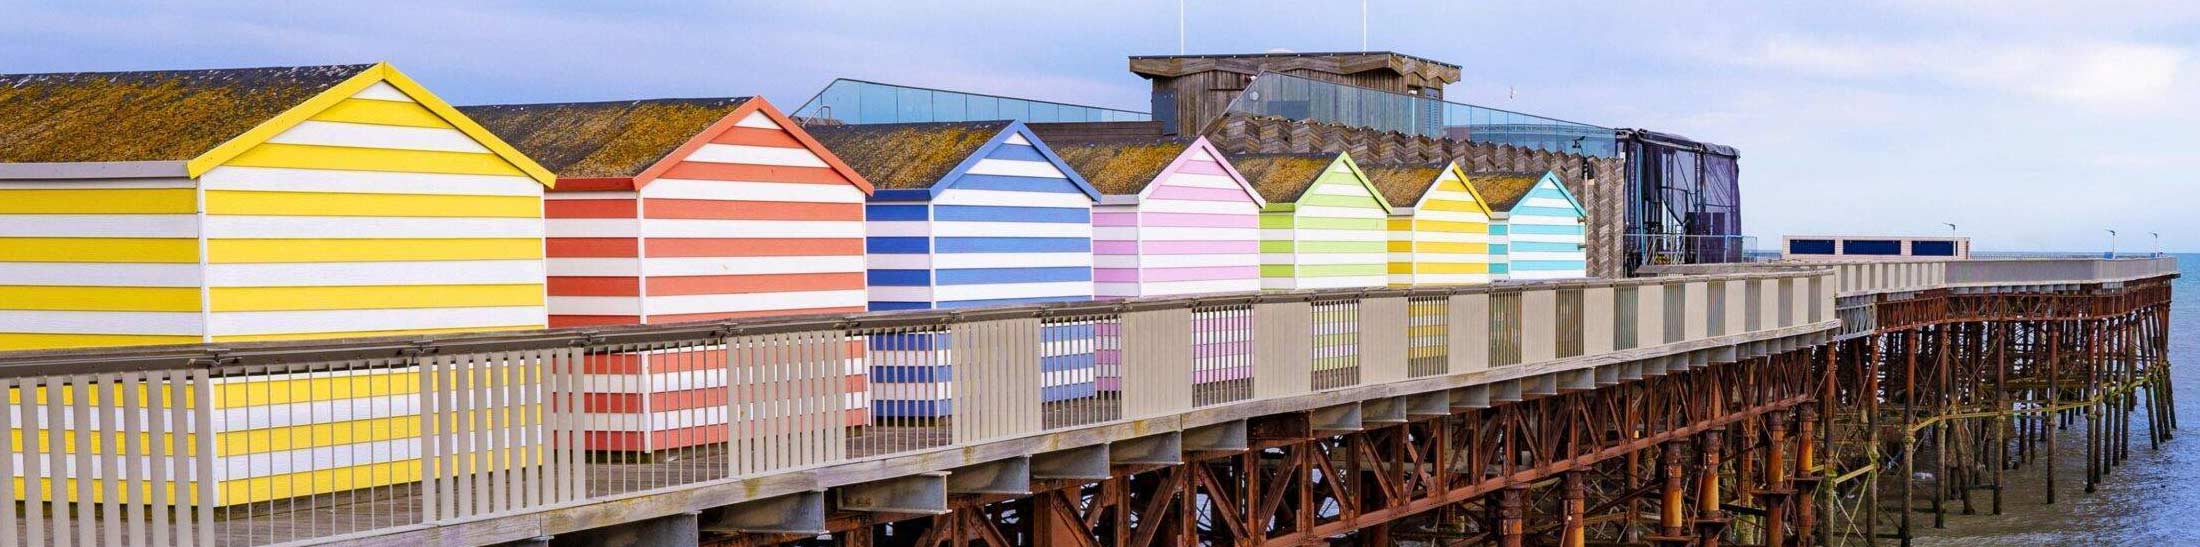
[1942,223,1957,236]
[2107,229,2118,258]
[2151,232,2161,257]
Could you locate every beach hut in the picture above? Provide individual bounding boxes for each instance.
[1472,171,1588,280]
[1042,135,1265,394]
[0,63,554,506]
[1365,161,1494,286]
[807,121,1100,417]
[1232,153,1394,290]
[461,97,875,451]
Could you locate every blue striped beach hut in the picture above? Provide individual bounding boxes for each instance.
[808,121,1101,417]
[1471,171,1587,280]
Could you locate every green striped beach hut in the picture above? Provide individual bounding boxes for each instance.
[1232,152,1394,290]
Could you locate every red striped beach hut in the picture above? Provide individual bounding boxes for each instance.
[463,97,873,452]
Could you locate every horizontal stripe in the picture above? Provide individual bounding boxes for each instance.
[1096,278,1261,297]
[210,284,542,311]
[206,306,544,336]
[0,285,199,311]
[553,290,864,316]
[1158,172,1242,189]
[1114,265,1258,282]
[0,188,197,214]
[647,272,862,295]
[931,188,1093,207]
[1092,253,1258,269]
[685,143,828,167]
[548,255,860,277]
[204,215,541,239]
[203,190,540,218]
[1261,228,1388,242]
[1510,205,1584,218]
[1101,240,1258,255]
[1508,269,1586,280]
[1262,252,1386,265]
[1263,275,1387,290]
[1509,252,1587,262]
[0,333,198,350]
[0,310,202,335]
[656,162,851,185]
[1509,214,1585,227]
[225,143,525,177]
[1520,196,1578,209]
[310,97,447,128]
[865,204,928,221]
[641,178,864,202]
[935,267,1091,285]
[641,199,860,221]
[1131,211,1261,228]
[0,214,197,238]
[207,238,541,262]
[1409,273,1492,285]
[1510,241,1586,252]
[1096,226,1257,241]
[1309,182,1374,197]
[930,221,1089,238]
[1147,185,1257,202]
[215,260,545,288]
[549,219,861,239]
[646,237,862,258]
[1295,204,1389,219]
[935,294,1091,309]
[200,166,541,196]
[961,158,1067,179]
[867,269,930,286]
[932,205,1090,223]
[866,237,927,254]
[1260,264,1386,277]
[0,237,198,263]
[935,237,1089,253]
[1509,232,1586,243]
[1410,230,1492,244]
[266,120,490,153]
[0,262,201,287]
[212,324,539,342]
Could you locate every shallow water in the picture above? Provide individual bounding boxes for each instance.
[1915,254,2200,546]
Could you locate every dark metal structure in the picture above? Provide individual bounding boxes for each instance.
[1619,130,1744,274]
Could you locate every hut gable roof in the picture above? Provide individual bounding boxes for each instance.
[1469,170,1572,212]
[1360,162,1450,209]
[1043,137,1192,196]
[1230,153,1340,204]
[459,98,749,179]
[806,121,1012,190]
[0,64,373,164]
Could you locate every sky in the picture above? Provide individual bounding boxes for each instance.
[3,1,2194,252]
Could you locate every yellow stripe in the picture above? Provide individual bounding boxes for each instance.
[8,383,195,408]
[0,189,198,214]
[1422,200,1489,213]
[207,238,542,263]
[1417,242,1489,254]
[309,97,450,128]
[1415,220,1488,232]
[1417,262,1490,274]
[225,143,526,177]
[212,284,544,311]
[13,478,205,505]
[0,238,198,263]
[212,324,542,343]
[203,190,540,218]
[0,285,201,312]
[0,333,202,351]
[1387,240,1413,252]
[223,446,535,505]
[224,408,534,455]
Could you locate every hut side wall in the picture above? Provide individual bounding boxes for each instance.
[1093,146,1263,299]
[0,179,205,350]
[1387,169,1490,286]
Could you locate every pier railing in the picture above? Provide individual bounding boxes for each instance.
[0,271,1837,546]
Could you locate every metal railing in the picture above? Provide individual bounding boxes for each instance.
[0,272,1838,546]
[1641,256,2180,298]
[1219,71,1616,157]
[792,78,1150,125]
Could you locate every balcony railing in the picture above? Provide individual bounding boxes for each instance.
[1220,71,1617,157]
[793,78,1150,125]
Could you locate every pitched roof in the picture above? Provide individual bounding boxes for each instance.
[1042,137,1193,196]
[1230,153,1342,204]
[1360,162,1450,208]
[804,121,1011,190]
[459,98,749,178]
[0,64,373,163]
[1468,171,1550,212]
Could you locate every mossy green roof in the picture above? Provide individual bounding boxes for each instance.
[1229,153,1341,204]
[1044,137,1193,196]
[1360,162,1449,208]
[804,121,1011,190]
[1468,171,1548,211]
[0,64,373,163]
[459,98,748,178]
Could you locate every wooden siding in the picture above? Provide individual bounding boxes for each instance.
[861,125,1098,416]
[1497,173,1587,280]
[1092,140,1263,298]
[0,180,204,350]
[1386,164,1491,286]
[1259,154,1390,290]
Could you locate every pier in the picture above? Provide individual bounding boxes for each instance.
[0,255,2171,547]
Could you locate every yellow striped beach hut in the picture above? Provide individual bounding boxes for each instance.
[0,63,555,507]
[1365,160,1493,287]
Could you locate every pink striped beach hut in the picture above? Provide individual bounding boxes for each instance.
[1042,135,1266,395]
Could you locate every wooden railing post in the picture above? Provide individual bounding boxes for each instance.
[1450,293,1491,374]
[1583,286,1615,355]
[951,318,1044,444]
[1521,289,1557,364]
[1253,299,1313,398]
[1360,295,1409,384]
[1121,307,1195,419]
[1636,284,1666,348]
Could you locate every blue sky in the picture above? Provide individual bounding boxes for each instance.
[4,1,2193,252]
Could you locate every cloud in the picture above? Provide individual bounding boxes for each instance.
[1733,35,2186,113]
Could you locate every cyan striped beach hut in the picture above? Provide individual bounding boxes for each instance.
[808,121,1101,417]
[1472,170,1587,280]
[1232,153,1394,290]
[1365,160,1493,286]
[1042,135,1265,394]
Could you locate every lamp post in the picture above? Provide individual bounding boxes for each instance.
[1943,223,1956,236]
[2152,232,2161,257]
[2107,229,2118,259]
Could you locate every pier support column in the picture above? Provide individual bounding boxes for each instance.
[1796,402,1819,546]
[1562,472,1587,547]
[1497,485,1529,547]
[1695,428,1727,547]
[1658,440,1689,544]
